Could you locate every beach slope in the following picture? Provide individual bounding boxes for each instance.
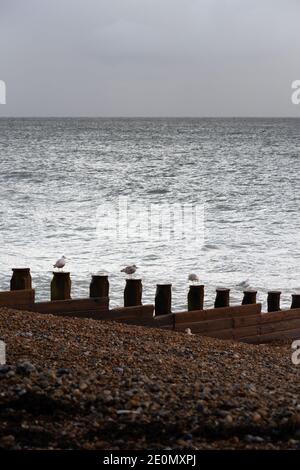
[0,307,299,450]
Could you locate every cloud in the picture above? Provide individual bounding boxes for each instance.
[0,0,299,116]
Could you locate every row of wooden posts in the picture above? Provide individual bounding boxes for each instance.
[7,267,300,314]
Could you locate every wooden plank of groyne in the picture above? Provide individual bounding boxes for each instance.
[0,289,35,309]
[176,318,260,338]
[151,313,175,329]
[201,328,234,340]
[233,314,261,328]
[260,317,300,335]
[31,297,108,317]
[245,328,300,344]
[174,304,262,324]
[234,325,260,340]
[103,304,154,322]
[261,308,300,323]
[175,317,233,333]
[31,301,154,323]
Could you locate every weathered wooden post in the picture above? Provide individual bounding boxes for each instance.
[124,279,142,307]
[10,268,32,291]
[155,284,172,316]
[90,275,109,298]
[188,285,204,311]
[214,288,230,308]
[242,290,257,305]
[267,291,281,312]
[51,272,71,301]
[291,294,300,309]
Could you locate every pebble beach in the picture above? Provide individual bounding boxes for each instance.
[0,307,300,450]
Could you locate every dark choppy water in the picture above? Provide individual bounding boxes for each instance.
[0,117,300,311]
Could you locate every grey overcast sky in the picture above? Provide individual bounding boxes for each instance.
[0,0,300,117]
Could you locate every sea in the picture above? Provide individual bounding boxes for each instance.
[0,117,300,311]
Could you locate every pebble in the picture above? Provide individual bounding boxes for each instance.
[16,362,36,375]
[0,364,11,375]
[57,368,70,376]
[0,435,15,448]
[245,435,265,443]
[252,412,262,423]
[196,404,204,413]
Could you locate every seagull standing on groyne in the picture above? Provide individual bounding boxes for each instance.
[188,273,199,284]
[121,265,138,278]
[53,255,67,271]
[236,279,250,289]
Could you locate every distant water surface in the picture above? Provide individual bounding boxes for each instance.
[0,117,300,311]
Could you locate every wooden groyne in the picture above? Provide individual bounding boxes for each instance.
[1,268,300,344]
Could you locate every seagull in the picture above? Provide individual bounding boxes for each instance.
[53,255,67,270]
[121,264,138,278]
[236,279,250,288]
[185,328,193,335]
[188,273,199,284]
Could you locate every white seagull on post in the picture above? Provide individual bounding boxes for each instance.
[53,255,67,271]
[121,264,138,278]
[188,273,199,284]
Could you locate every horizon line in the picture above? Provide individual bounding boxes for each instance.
[0,115,300,119]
